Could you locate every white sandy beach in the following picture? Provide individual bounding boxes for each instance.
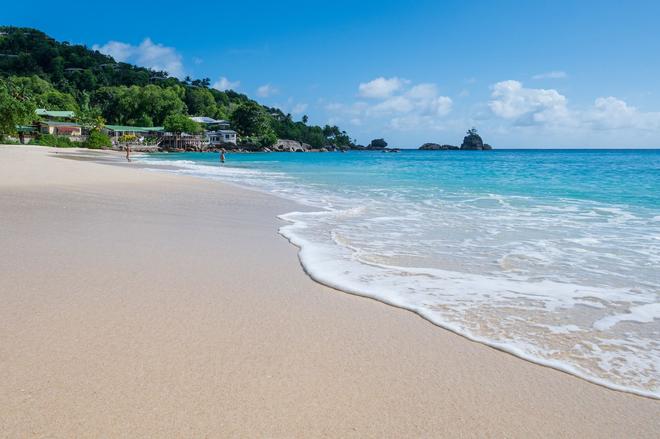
[0,145,658,438]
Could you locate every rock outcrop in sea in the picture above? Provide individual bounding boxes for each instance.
[418,128,493,151]
[272,139,311,152]
[419,143,459,150]
[461,129,492,150]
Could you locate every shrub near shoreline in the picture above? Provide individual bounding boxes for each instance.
[31,133,75,148]
[28,131,112,149]
[84,131,112,149]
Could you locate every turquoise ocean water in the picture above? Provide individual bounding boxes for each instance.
[138,149,660,398]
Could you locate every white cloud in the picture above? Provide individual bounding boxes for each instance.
[257,84,279,97]
[213,76,240,91]
[93,41,133,62]
[326,78,452,131]
[358,77,408,99]
[371,96,416,114]
[585,97,660,130]
[489,80,660,133]
[406,83,438,99]
[489,80,569,125]
[93,38,185,78]
[532,70,568,80]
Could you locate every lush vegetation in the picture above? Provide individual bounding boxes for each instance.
[84,130,111,149]
[0,78,35,138]
[0,26,355,148]
[30,133,74,147]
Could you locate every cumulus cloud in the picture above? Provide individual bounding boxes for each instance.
[257,84,278,97]
[532,70,568,80]
[213,77,240,91]
[489,80,570,126]
[326,78,452,131]
[489,80,660,132]
[585,97,660,131]
[358,77,408,99]
[93,38,185,78]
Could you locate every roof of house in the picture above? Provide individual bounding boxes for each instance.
[36,109,76,118]
[105,125,164,133]
[41,121,81,127]
[218,130,237,134]
[190,116,229,125]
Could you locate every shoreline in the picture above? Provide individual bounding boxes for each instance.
[1,145,658,437]
[137,149,660,400]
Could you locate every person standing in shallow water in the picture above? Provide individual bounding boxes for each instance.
[125,144,131,162]
[220,149,226,163]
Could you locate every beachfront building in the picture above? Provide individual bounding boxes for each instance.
[189,116,238,146]
[39,120,83,137]
[103,125,165,150]
[31,108,83,141]
[104,125,165,138]
[207,129,237,146]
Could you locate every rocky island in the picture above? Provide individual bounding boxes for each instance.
[419,128,493,150]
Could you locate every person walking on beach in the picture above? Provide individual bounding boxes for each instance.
[220,149,226,163]
[125,144,131,162]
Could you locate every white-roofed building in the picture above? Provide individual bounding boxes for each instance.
[189,116,230,129]
[207,129,237,146]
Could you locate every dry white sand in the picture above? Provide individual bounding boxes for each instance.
[1,145,658,438]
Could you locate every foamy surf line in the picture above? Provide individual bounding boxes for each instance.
[136,155,659,400]
[278,210,659,399]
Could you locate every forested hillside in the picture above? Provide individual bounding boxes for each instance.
[0,26,353,148]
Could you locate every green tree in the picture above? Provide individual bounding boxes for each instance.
[8,75,78,111]
[164,113,201,134]
[185,87,217,117]
[230,101,271,137]
[0,78,36,138]
[84,130,111,149]
[92,84,186,126]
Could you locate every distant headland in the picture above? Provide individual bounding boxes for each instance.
[419,128,493,150]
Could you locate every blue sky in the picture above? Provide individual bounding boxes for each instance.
[6,0,660,147]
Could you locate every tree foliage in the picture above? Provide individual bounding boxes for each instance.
[84,130,111,149]
[231,101,270,136]
[91,84,186,126]
[0,78,36,137]
[0,26,355,146]
[164,113,201,134]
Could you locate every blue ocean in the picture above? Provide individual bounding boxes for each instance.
[139,149,660,398]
